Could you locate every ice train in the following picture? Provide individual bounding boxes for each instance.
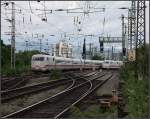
[31,54,123,71]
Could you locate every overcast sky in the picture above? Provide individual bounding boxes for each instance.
[1,1,149,57]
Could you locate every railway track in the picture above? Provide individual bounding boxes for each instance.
[1,78,73,103]
[1,72,49,82]
[2,71,111,118]
[1,70,91,91]
[1,73,49,90]
[1,77,29,91]
[1,71,97,103]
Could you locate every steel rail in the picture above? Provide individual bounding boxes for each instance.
[1,74,49,90]
[1,71,80,91]
[1,71,96,102]
[2,75,78,118]
[1,78,74,103]
[2,72,106,118]
[55,73,113,118]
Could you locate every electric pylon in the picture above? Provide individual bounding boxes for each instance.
[135,0,146,78]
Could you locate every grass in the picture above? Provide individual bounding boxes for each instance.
[69,105,117,118]
[49,69,63,80]
[2,65,31,76]
[69,106,84,118]
[120,63,148,118]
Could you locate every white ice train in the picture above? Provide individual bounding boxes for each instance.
[31,54,123,71]
[102,60,123,69]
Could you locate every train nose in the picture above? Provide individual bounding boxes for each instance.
[32,65,40,70]
[32,64,48,71]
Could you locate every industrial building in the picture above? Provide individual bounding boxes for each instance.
[51,40,73,58]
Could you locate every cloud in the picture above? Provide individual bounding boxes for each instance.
[1,1,149,55]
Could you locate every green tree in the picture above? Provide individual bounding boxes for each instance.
[120,44,149,117]
[1,40,11,68]
[1,39,43,75]
[92,55,104,60]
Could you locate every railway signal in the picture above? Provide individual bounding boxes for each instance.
[82,38,86,59]
[100,41,104,53]
[123,48,126,56]
[99,36,122,60]
[121,14,126,59]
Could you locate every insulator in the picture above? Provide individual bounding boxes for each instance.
[23,15,24,23]
[78,29,81,32]
[74,17,75,24]
[30,15,32,23]
[42,18,47,22]
[5,2,9,6]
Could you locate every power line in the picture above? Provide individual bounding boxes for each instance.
[14,2,66,34]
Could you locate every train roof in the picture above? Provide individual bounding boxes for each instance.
[32,54,51,57]
[104,60,123,62]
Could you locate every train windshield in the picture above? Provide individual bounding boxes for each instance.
[33,57,44,61]
[105,61,109,64]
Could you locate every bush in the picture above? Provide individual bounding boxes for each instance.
[2,65,31,76]
[69,105,117,118]
[120,63,148,117]
[49,70,62,80]
[1,39,41,76]
[69,106,83,118]
[92,55,104,60]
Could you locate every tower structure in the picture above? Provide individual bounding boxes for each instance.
[11,2,15,69]
[130,1,136,50]
[136,1,146,49]
[128,9,132,50]
[135,0,146,78]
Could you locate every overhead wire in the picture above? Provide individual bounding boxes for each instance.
[14,2,67,34]
[28,1,33,13]
[2,1,128,52]
[2,1,65,47]
[13,2,120,37]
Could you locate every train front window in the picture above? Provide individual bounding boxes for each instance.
[33,57,44,61]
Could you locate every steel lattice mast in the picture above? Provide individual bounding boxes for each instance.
[11,2,16,69]
[136,1,146,49]
[127,1,136,51]
[131,1,136,49]
[135,0,146,78]
[128,9,132,50]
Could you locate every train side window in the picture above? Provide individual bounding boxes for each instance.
[40,57,44,61]
[33,57,44,61]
